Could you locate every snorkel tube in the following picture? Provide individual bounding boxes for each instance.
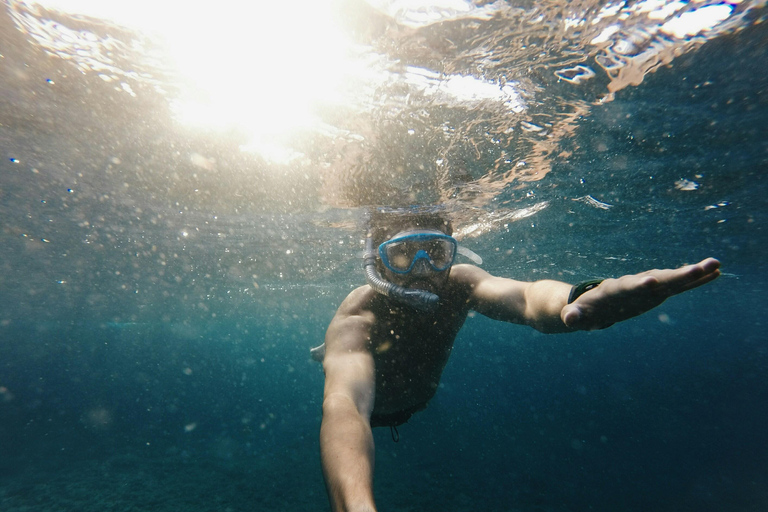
[363,235,440,312]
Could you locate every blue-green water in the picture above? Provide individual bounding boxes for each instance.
[1,1,767,511]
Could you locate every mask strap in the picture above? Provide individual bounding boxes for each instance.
[457,245,483,265]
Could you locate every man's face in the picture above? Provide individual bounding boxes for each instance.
[378,228,455,294]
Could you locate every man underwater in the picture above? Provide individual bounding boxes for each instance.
[313,209,721,512]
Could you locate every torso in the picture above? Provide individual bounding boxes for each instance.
[366,283,470,416]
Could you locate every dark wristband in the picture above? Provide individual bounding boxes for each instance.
[568,279,604,304]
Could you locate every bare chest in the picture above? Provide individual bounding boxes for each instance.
[369,308,466,414]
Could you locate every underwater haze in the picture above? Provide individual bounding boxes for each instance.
[1,0,767,511]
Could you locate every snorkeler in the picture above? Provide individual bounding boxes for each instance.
[315,208,720,512]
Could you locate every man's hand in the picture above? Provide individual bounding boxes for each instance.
[561,258,721,330]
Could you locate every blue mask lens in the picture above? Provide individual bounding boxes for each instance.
[379,232,457,274]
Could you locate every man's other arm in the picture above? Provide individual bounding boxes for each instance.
[320,295,378,512]
[452,258,720,333]
[452,264,573,333]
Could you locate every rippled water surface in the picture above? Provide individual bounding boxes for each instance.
[1,1,767,511]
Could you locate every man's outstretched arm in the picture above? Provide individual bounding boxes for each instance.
[454,258,720,333]
[560,257,720,330]
[321,303,378,512]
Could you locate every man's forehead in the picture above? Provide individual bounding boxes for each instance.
[372,214,452,242]
[389,228,445,239]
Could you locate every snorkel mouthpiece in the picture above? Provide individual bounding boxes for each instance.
[392,285,440,311]
[363,236,439,312]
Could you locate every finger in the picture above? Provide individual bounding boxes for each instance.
[674,259,721,287]
[686,258,721,280]
[699,257,721,273]
[639,275,660,289]
[655,259,720,294]
[561,304,582,329]
[676,267,721,293]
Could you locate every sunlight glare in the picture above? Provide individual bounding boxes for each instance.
[30,0,360,164]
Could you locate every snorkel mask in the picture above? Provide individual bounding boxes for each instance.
[379,230,457,274]
[362,211,482,312]
[364,234,441,311]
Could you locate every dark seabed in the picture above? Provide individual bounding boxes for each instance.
[1,1,767,511]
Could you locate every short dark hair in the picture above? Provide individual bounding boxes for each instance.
[368,209,453,248]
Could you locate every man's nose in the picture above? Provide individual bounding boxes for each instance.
[410,257,432,275]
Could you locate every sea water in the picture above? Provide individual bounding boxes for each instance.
[1,1,766,511]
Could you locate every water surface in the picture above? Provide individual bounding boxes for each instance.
[1,1,766,510]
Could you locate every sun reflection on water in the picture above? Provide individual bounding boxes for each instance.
[21,0,365,164]
[9,0,764,210]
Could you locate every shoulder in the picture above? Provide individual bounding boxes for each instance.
[325,286,377,353]
[448,263,496,292]
[441,264,492,307]
[448,264,528,311]
[335,285,378,318]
